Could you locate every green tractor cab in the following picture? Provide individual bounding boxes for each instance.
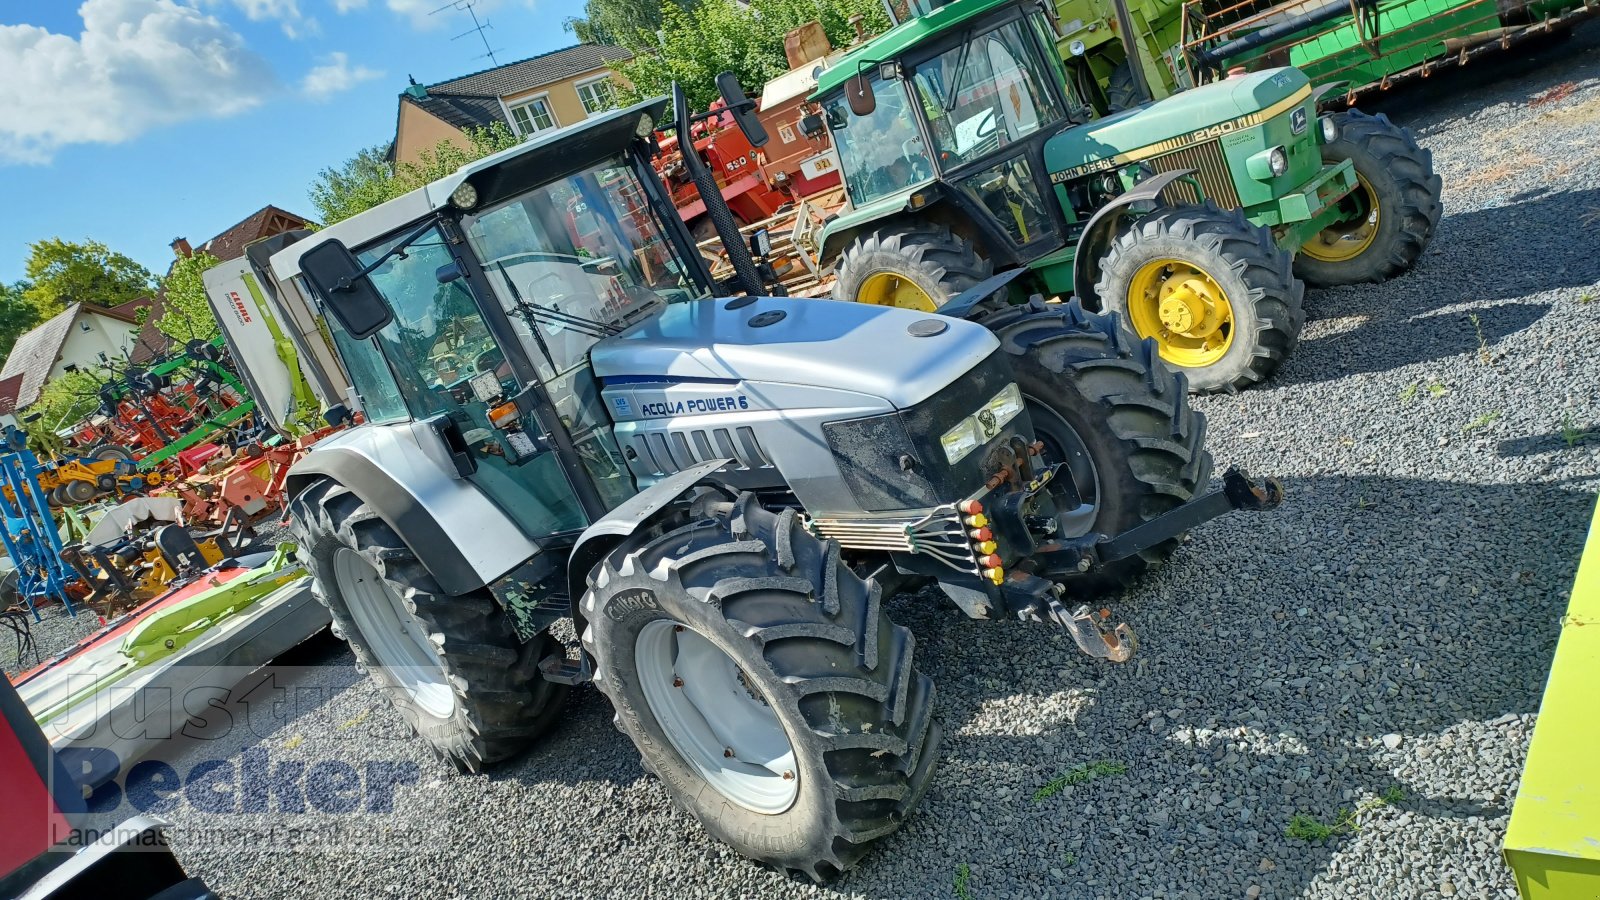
[805,0,1441,393]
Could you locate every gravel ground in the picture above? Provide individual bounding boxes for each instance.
[55,34,1600,900]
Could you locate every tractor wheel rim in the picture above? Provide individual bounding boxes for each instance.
[1025,396,1102,538]
[1127,258,1236,368]
[636,619,799,814]
[1301,173,1380,263]
[858,271,938,311]
[332,548,457,720]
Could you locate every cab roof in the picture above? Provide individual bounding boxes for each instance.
[810,0,1018,99]
[270,97,668,283]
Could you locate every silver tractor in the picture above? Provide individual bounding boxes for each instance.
[245,94,1281,880]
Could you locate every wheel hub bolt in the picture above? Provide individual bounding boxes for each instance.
[672,676,683,688]
[782,771,794,780]
[673,625,684,633]
[723,748,735,758]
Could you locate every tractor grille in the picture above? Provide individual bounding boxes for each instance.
[1149,139,1241,209]
[625,425,773,477]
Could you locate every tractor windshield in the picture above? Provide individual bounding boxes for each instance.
[465,158,708,384]
[823,76,935,205]
[909,18,1064,168]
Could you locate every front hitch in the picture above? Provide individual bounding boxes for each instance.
[1000,467,1283,662]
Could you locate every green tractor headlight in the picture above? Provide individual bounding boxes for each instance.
[1246,146,1289,180]
[1320,116,1340,144]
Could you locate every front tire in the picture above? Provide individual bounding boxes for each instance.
[1097,202,1304,394]
[582,497,940,881]
[833,224,991,312]
[1295,109,1442,286]
[982,300,1213,594]
[288,478,568,772]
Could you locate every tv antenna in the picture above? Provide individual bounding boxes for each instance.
[430,0,504,65]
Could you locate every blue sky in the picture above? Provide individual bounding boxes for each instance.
[0,0,588,284]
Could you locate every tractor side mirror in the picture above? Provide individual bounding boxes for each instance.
[715,71,768,148]
[846,72,876,117]
[799,113,825,139]
[301,239,394,341]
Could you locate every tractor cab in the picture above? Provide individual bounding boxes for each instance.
[269,100,722,549]
[816,0,1091,273]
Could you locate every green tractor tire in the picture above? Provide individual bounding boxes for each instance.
[1106,61,1142,113]
[1097,202,1304,395]
[1295,110,1442,287]
[832,225,992,312]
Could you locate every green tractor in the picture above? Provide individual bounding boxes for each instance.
[1050,0,1599,111]
[801,0,1441,393]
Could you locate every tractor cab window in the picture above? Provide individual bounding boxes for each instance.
[465,158,689,512]
[824,76,935,205]
[911,18,1064,168]
[357,225,590,535]
[467,160,707,384]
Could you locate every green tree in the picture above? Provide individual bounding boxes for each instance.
[565,0,680,46]
[611,0,891,111]
[308,123,525,225]
[154,251,223,344]
[0,280,41,362]
[22,238,156,315]
[27,368,108,441]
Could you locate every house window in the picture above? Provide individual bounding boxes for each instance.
[576,77,616,114]
[508,96,557,135]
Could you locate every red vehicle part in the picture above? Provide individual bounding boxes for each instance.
[0,676,213,898]
[654,103,789,236]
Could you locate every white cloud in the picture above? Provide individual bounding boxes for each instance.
[203,0,316,37]
[300,51,383,99]
[0,0,279,165]
[332,0,368,11]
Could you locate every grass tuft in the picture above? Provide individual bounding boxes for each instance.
[1033,761,1128,802]
[954,862,972,900]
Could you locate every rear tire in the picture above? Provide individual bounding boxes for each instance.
[1106,60,1142,112]
[981,300,1213,595]
[1097,202,1304,394]
[833,225,991,311]
[288,478,568,772]
[1295,109,1442,286]
[90,444,134,463]
[582,496,940,881]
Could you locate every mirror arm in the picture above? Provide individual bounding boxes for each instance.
[329,218,439,292]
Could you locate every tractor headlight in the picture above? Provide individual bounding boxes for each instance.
[1246,146,1289,180]
[940,418,983,465]
[449,180,479,210]
[1320,116,1339,143]
[940,383,1025,464]
[985,383,1025,428]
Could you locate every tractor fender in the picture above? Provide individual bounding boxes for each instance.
[565,458,731,621]
[1072,168,1196,304]
[284,422,539,596]
[1313,81,1352,107]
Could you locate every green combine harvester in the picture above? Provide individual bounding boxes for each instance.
[1049,0,1599,108]
[799,0,1442,392]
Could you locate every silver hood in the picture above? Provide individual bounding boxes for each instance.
[590,296,1000,408]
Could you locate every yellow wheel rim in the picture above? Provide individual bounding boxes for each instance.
[1302,173,1380,263]
[857,272,938,312]
[1126,258,1236,368]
